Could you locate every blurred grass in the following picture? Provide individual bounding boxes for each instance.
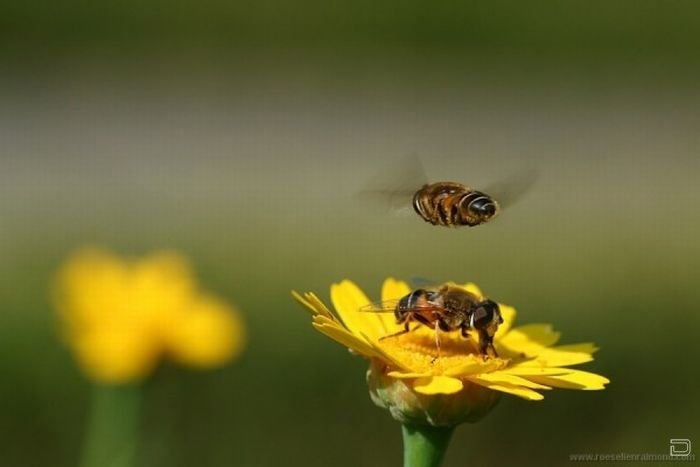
[2,0,700,59]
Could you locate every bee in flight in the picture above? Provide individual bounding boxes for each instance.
[361,284,504,359]
[356,156,536,228]
[413,182,498,227]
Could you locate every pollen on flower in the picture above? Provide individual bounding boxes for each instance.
[377,327,506,375]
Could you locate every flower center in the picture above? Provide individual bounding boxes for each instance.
[377,326,507,375]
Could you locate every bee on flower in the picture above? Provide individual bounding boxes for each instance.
[53,248,246,384]
[293,278,609,427]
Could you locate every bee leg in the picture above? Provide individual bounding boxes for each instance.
[484,344,498,360]
[478,330,498,360]
[431,321,442,364]
[379,321,413,341]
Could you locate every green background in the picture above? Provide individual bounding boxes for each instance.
[1,2,699,465]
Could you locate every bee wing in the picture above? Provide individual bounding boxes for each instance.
[409,280,482,301]
[359,297,446,314]
[359,298,402,313]
[481,167,538,210]
[354,154,428,216]
[354,188,417,215]
[408,277,444,290]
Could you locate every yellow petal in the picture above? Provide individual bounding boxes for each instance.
[165,296,245,368]
[312,322,380,359]
[356,331,412,371]
[501,366,573,376]
[53,248,130,329]
[331,280,385,341]
[515,346,595,367]
[292,290,318,315]
[387,371,432,379]
[442,356,508,377]
[494,304,516,339]
[526,369,610,390]
[291,291,333,319]
[381,277,411,302]
[312,314,340,327]
[551,343,599,354]
[130,252,197,319]
[497,324,561,355]
[413,376,464,395]
[379,278,410,333]
[459,282,483,299]
[467,377,544,401]
[316,317,408,371]
[72,326,159,384]
[472,371,551,390]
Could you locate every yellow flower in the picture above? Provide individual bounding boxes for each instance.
[293,278,609,426]
[54,248,245,384]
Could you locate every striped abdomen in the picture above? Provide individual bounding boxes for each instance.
[412,182,499,227]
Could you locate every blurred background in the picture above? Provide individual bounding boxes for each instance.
[1,1,700,465]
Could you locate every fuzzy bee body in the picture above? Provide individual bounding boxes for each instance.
[412,182,500,227]
[363,285,504,357]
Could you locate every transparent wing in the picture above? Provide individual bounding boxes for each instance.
[359,298,402,313]
[408,277,441,290]
[408,280,481,301]
[354,154,428,216]
[354,188,417,215]
[359,297,445,314]
[481,166,538,210]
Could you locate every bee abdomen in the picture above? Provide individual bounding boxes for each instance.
[456,191,498,226]
[396,289,430,322]
[413,182,466,227]
[413,182,497,227]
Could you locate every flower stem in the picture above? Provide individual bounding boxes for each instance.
[80,383,141,467]
[401,424,455,467]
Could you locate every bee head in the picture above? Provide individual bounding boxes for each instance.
[471,300,503,336]
[470,196,498,218]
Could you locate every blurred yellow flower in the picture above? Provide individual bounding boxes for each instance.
[54,248,245,384]
[294,278,609,426]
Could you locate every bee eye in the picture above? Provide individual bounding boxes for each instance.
[469,197,496,217]
[473,300,501,328]
[481,203,496,216]
[472,307,493,328]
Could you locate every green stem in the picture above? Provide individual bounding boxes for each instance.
[80,383,141,467]
[402,424,455,467]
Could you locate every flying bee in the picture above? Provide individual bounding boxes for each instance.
[356,156,536,228]
[361,284,504,359]
[413,182,498,227]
